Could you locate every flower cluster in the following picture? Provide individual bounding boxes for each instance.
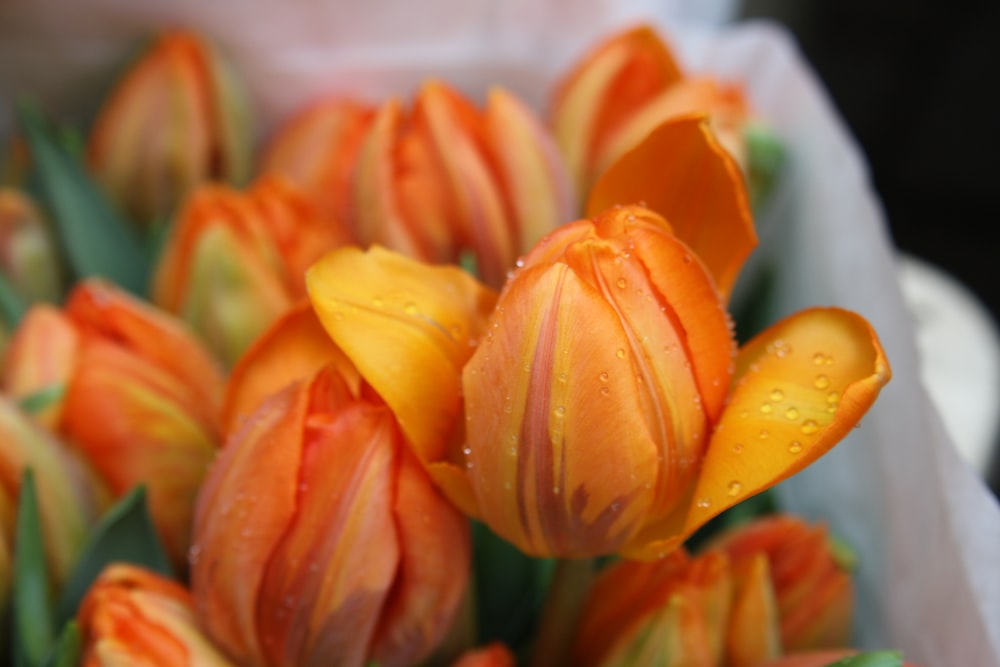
[0,22,903,667]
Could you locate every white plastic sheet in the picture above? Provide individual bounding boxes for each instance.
[1,1,998,664]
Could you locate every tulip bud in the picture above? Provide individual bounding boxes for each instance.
[2,279,224,569]
[705,515,855,653]
[0,397,106,607]
[570,550,732,667]
[88,30,251,227]
[192,360,471,667]
[354,81,570,288]
[459,203,891,559]
[259,98,374,227]
[77,563,235,666]
[152,175,351,366]
[0,187,64,304]
[551,24,750,195]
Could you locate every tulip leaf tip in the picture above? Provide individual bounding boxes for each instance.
[12,468,57,667]
[824,650,904,667]
[54,485,173,626]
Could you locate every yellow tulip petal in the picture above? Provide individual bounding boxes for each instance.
[307,245,497,464]
[624,308,890,560]
[586,115,756,301]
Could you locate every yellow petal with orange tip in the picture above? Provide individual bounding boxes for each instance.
[550,24,684,195]
[221,300,360,437]
[586,115,757,301]
[306,245,497,464]
[624,307,891,560]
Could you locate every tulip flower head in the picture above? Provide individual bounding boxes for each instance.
[193,302,474,667]
[78,563,235,666]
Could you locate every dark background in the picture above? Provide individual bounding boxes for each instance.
[737,1,1000,492]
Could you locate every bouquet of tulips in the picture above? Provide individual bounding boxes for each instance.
[0,14,926,667]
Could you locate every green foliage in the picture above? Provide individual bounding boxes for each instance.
[11,470,56,667]
[55,486,173,626]
[15,99,150,297]
[824,651,904,667]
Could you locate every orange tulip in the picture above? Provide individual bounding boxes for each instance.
[191,354,471,666]
[78,563,235,666]
[1,279,224,568]
[0,397,106,607]
[259,98,375,227]
[451,643,517,667]
[88,30,251,227]
[571,550,732,667]
[152,175,352,366]
[550,24,750,197]
[354,81,573,288]
[705,515,855,653]
[457,198,889,559]
[0,187,64,305]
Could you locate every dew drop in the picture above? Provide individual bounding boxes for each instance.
[732,443,745,454]
[599,371,609,382]
[814,375,830,389]
[558,372,567,383]
[770,388,784,401]
[404,303,419,315]
[553,486,561,495]
[813,352,826,366]
[504,481,512,490]
[740,410,750,419]
[760,403,773,414]
[785,407,800,420]
[600,386,611,396]
[759,429,770,440]
[616,278,627,289]
[554,405,566,418]
[462,447,472,456]
[187,544,202,566]
[801,419,819,435]
[333,311,344,321]
[515,258,525,268]
[695,497,712,509]
[727,481,743,497]
[788,441,803,454]
[827,391,840,405]
[616,349,626,359]
[508,447,517,457]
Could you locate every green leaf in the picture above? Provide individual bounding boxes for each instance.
[824,651,904,667]
[15,98,150,296]
[12,469,57,667]
[42,623,81,667]
[472,521,554,657]
[55,486,173,625]
[0,271,27,331]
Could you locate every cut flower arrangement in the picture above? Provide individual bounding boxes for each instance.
[0,14,926,667]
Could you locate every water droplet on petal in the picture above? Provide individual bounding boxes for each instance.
[404,303,419,315]
[760,403,773,414]
[600,386,611,396]
[696,497,712,509]
[599,371,609,382]
[785,407,800,420]
[801,419,819,435]
[732,443,744,454]
[770,389,784,401]
[616,349,626,359]
[727,481,742,497]
[814,375,830,389]
[616,278,626,289]
[788,441,803,454]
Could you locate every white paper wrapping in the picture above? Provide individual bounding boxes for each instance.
[1,1,998,664]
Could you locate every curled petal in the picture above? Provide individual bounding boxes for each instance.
[587,116,756,301]
[307,245,497,464]
[625,308,891,560]
[726,555,781,667]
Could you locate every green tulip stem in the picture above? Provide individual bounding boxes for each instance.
[529,557,596,667]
